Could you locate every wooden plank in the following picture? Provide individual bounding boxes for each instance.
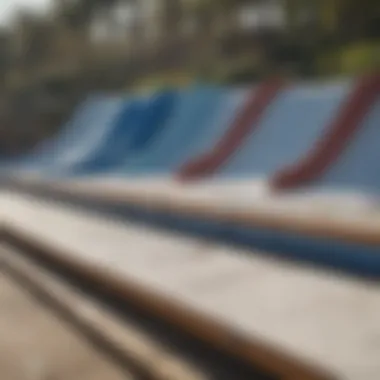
[0,245,208,380]
[0,255,132,380]
[2,192,380,379]
[26,177,380,247]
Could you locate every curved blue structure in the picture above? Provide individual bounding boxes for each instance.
[218,81,353,178]
[129,90,178,151]
[48,97,127,173]
[314,100,380,194]
[66,90,178,174]
[106,86,249,176]
[66,98,144,174]
[3,96,125,175]
[0,96,101,172]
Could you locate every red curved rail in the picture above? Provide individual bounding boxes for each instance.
[271,74,380,191]
[177,78,286,181]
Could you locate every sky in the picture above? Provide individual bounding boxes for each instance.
[0,0,51,25]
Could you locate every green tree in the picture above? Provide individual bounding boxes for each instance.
[0,29,11,86]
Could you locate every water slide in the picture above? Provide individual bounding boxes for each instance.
[68,98,144,173]
[12,90,175,177]
[9,79,372,195]
[177,79,286,180]
[213,80,353,179]
[102,86,249,177]
[271,74,380,194]
[69,90,177,174]
[129,90,178,151]
[5,86,244,180]
[317,99,380,194]
[46,97,130,175]
[7,96,127,177]
[0,96,102,172]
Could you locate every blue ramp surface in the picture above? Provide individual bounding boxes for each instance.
[7,95,124,174]
[65,90,178,174]
[0,96,102,172]
[314,100,380,194]
[218,81,353,178]
[106,86,249,176]
[66,98,143,174]
[59,91,177,175]
[129,90,178,151]
[48,97,127,174]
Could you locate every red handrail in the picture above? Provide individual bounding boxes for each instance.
[177,78,286,181]
[271,74,380,191]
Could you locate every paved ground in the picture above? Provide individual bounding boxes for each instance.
[0,272,132,380]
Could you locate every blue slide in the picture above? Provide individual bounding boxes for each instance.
[62,90,178,175]
[218,80,353,178]
[2,95,125,174]
[104,86,250,177]
[313,99,380,195]
[0,96,102,172]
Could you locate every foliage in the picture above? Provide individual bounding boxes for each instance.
[2,0,380,154]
